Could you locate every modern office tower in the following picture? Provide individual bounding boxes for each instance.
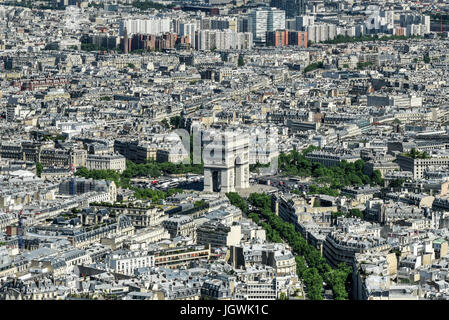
[248,8,285,43]
[380,11,395,26]
[268,9,286,31]
[203,131,249,193]
[237,17,249,32]
[201,17,235,30]
[299,0,307,15]
[270,0,306,18]
[400,14,431,34]
[180,22,197,48]
[364,10,395,34]
[296,15,315,31]
[249,9,268,43]
[286,18,296,30]
[170,18,180,34]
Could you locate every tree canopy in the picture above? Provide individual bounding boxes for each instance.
[226,192,248,214]
[74,159,203,203]
[402,148,430,159]
[246,192,352,300]
[278,148,383,190]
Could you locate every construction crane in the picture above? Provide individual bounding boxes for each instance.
[416,2,445,33]
[429,8,445,33]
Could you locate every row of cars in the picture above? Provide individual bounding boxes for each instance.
[253,176,311,193]
[131,174,204,191]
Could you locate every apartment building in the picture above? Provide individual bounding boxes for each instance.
[229,243,296,276]
[92,204,167,228]
[153,245,211,269]
[305,151,360,168]
[396,154,449,179]
[106,249,155,276]
[86,154,126,173]
[162,215,196,240]
[248,8,285,43]
[323,219,390,267]
[266,30,308,47]
[234,279,277,300]
[196,221,241,248]
[114,140,157,164]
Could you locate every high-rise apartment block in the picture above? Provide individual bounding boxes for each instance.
[266,30,308,47]
[195,30,252,51]
[248,8,286,43]
[120,18,171,36]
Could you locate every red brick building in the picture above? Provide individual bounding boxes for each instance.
[122,33,190,52]
[266,30,308,47]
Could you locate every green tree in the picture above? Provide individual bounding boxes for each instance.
[279,292,289,300]
[194,200,207,208]
[247,193,272,210]
[238,55,245,67]
[388,178,405,188]
[349,208,364,219]
[403,148,430,159]
[226,192,248,213]
[36,162,43,177]
[295,256,307,278]
[132,0,175,11]
[357,61,373,69]
[303,268,323,300]
[248,212,260,224]
[247,192,351,300]
[304,62,324,73]
[161,119,170,129]
[371,170,384,186]
[169,115,182,129]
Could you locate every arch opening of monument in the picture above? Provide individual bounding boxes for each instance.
[212,170,221,192]
[203,131,249,193]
